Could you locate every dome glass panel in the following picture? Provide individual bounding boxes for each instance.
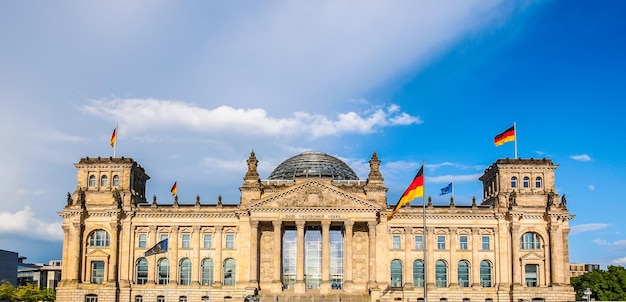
[268,151,359,180]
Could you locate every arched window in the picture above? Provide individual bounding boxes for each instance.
[88,230,110,247]
[523,177,530,188]
[85,294,98,302]
[535,177,542,188]
[480,260,492,287]
[136,258,148,284]
[435,260,447,287]
[100,175,108,187]
[458,260,470,288]
[201,258,214,286]
[88,175,96,187]
[112,175,120,187]
[179,258,191,285]
[511,176,518,188]
[157,258,170,284]
[157,296,165,302]
[223,258,236,286]
[520,232,542,250]
[413,260,424,288]
[179,296,187,302]
[134,295,142,302]
[462,299,470,302]
[390,259,403,288]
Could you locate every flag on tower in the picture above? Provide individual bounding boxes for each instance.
[388,165,424,218]
[170,181,177,196]
[494,125,515,146]
[109,127,117,148]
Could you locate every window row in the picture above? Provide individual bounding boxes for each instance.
[390,259,493,288]
[137,233,235,249]
[134,257,235,286]
[88,174,120,187]
[87,295,213,302]
[391,232,542,251]
[395,235,492,251]
[511,176,542,189]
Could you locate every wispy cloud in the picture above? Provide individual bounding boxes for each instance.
[591,239,626,247]
[81,99,421,138]
[570,223,609,234]
[0,207,63,241]
[612,257,626,265]
[571,154,591,162]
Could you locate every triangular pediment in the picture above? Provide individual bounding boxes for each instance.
[86,249,110,259]
[250,181,379,210]
[520,251,545,261]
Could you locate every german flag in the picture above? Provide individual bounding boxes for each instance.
[109,127,117,148]
[170,181,177,196]
[388,165,424,218]
[494,125,515,147]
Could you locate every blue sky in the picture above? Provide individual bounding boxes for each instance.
[1,1,625,268]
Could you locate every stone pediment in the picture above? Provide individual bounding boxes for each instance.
[520,251,545,261]
[250,181,379,210]
[86,249,110,259]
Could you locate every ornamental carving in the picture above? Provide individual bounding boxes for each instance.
[352,232,368,282]
[260,231,274,281]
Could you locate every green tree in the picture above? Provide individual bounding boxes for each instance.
[37,287,56,302]
[13,283,40,302]
[0,280,16,301]
[571,265,626,301]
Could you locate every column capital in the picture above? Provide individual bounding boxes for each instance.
[345,220,354,229]
[321,220,331,229]
[472,227,480,234]
[404,226,412,233]
[367,221,376,230]
[296,220,305,228]
[272,220,281,229]
[250,220,259,229]
[215,225,224,233]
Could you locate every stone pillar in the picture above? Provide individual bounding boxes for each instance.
[321,221,331,293]
[249,221,259,286]
[60,225,71,282]
[404,226,413,289]
[73,222,83,283]
[549,226,560,286]
[295,221,305,293]
[108,222,119,284]
[511,225,521,287]
[563,229,571,285]
[426,228,435,289]
[192,226,201,286]
[214,226,223,287]
[170,226,179,285]
[344,221,354,290]
[272,221,282,292]
[471,227,481,287]
[449,227,458,288]
[367,221,378,289]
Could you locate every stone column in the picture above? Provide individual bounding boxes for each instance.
[449,227,457,288]
[295,221,305,292]
[426,228,435,289]
[549,226,560,286]
[344,221,354,289]
[272,221,282,291]
[321,221,331,293]
[471,227,481,287]
[73,222,84,283]
[147,226,157,284]
[60,225,71,282]
[367,221,378,289]
[170,225,179,285]
[108,222,119,284]
[563,229,571,285]
[192,226,201,286]
[250,221,259,286]
[404,226,413,289]
[511,225,521,287]
[214,226,223,287]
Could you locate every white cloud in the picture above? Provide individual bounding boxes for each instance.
[81,99,421,138]
[0,207,63,241]
[571,154,591,162]
[570,223,609,234]
[612,257,626,265]
[588,185,595,191]
[592,238,626,247]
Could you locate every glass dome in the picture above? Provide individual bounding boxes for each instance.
[268,151,359,180]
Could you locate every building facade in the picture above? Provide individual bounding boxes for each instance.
[57,151,575,302]
[0,249,18,286]
[18,260,62,289]
[569,264,600,278]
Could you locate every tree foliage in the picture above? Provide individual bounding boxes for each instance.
[0,280,55,302]
[571,265,626,301]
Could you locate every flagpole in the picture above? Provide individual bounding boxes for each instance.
[514,122,518,159]
[422,160,427,302]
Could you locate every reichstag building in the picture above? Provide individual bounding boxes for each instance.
[57,151,575,302]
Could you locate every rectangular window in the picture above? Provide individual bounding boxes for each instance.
[225,234,235,249]
[85,295,98,302]
[135,296,143,302]
[437,236,445,250]
[91,261,105,284]
[415,235,423,250]
[392,235,401,250]
[138,234,147,248]
[459,236,468,250]
[157,296,165,302]
[203,234,212,248]
[525,264,539,287]
[160,234,168,242]
[482,236,491,250]
[182,234,190,248]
